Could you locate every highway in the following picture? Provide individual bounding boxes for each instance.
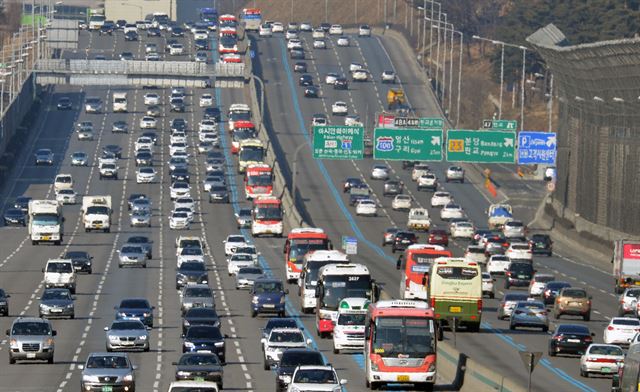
[0,17,621,392]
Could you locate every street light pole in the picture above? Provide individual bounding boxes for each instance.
[448,23,454,114]
[520,48,526,130]
[499,44,504,119]
[547,75,553,132]
[291,142,310,207]
[456,32,463,127]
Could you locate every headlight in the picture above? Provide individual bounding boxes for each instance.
[9,338,17,347]
[123,374,134,382]
[214,341,224,347]
[67,303,74,308]
[118,312,127,317]
[184,342,195,348]
[332,387,342,392]
[280,375,291,384]
[139,335,148,340]
[290,387,300,392]
[82,375,99,383]
[177,371,190,377]
[183,320,190,326]
[109,335,119,341]
[45,338,54,347]
[252,296,259,304]
[143,312,151,317]
[40,304,49,309]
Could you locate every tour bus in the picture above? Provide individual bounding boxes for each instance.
[251,196,283,237]
[398,244,452,300]
[240,8,262,31]
[299,250,349,313]
[238,138,265,173]
[429,257,482,332]
[315,263,377,338]
[364,300,437,390]
[283,228,332,283]
[244,164,273,199]
[333,297,369,354]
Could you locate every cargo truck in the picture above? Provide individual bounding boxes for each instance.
[613,240,640,294]
[82,196,112,233]
[112,91,128,112]
[28,200,63,245]
[487,203,513,229]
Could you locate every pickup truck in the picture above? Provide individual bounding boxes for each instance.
[407,208,431,231]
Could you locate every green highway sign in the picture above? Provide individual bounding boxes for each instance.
[446,129,516,163]
[312,125,364,160]
[393,117,444,129]
[373,128,443,161]
[482,119,518,130]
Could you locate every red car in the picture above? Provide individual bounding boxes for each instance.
[428,229,449,246]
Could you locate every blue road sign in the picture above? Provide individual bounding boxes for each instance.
[518,131,557,164]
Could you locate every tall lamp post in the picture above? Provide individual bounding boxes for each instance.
[425,17,459,119]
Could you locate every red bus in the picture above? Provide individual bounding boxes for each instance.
[244,164,273,199]
[283,228,331,283]
[397,244,452,301]
[251,196,282,237]
[240,8,262,31]
[365,300,438,390]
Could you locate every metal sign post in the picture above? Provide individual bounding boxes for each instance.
[518,351,542,392]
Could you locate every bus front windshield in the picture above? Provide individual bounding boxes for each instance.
[321,275,371,309]
[254,206,282,220]
[373,317,435,358]
[247,174,272,186]
[289,240,328,261]
[239,146,264,162]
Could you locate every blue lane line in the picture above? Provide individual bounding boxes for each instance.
[211,35,348,391]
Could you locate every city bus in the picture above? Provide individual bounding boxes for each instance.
[244,164,273,199]
[251,196,283,237]
[429,257,482,332]
[315,263,377,338]
[283,228,332,283]
[398,244,452,300]
[238,138,265,173]
[299,250,349,313]
[218,14,237,35]
[240,8,262,31]
[231,120,256,152]
[364,300,437,391]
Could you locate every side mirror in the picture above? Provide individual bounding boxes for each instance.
[103,327,109,331]
[42,268,45,273]
[181,334,185,338]
[284,289,289,295]
[171,361,178,365]
[152,306,156,309]
[340,379,348,385]
[5,329,10,336]
[52,330,57,336]
[5,294,9,298]
[591,332,596,337]
[306,338,312,345]
[260,338,266,345]
[224,334,229,338]
[114,306,118,310]
[133,365,138,370]
[78,364,84,370]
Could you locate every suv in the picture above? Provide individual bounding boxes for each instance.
[43,259,76,294]
[261,327,311,370]
[553,287,591,320]
[391,231,418,253]
[383,180,403,197]
[504,262,535,289]
[6,317,57,364]
[530,234,553,256]
[79,352,137,391]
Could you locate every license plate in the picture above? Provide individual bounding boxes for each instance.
[194,377,205,382]
[397,375,409,382]
[42,236,50,241]
[450,306,462,313]
[50,308,62,313]
[26,353,36,358]
[263,304,275,308]
[567,339,580,343]
[635,281,640,286]
[569,302,579,306]
[121,341,134,345]
[517,275,527,279]
[601,367,611,373]
[102,387,113,392]
[197,349,211,353]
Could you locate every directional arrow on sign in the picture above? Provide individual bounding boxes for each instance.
[504,138,514,147]
[431,136,440,145]
[546,135,557,147]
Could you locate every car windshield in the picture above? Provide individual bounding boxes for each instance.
[127,237,149,245]
[590,346,624,356]
[112,321,145,330]
[12,322,51,335]
[180,262,205,272]
[562,289,586,298]
[186,326,222,339]
[338,313,366,326]
[293,369,337,384]
[534,275,554,283]
[504,294,529,302]
[613,319,640,326]
[228,236,245,243]
[186,308,217,318]
[627,289,640,298]
[46,263,72,273]
[120,299,149,309]
[280,352,324,367]
[270,331,304,343]
[254,282,283,294]
[184,287,212,298]
[239,267,263,275]
[42,290,71,300]
[86,355,128,369]
[238,209,252,218]
[516,302,544,310]
[179,354,220,366]
[558,325,589,334]
[32,214,59,226]
[182,247,203,256]
[122,246,143,254]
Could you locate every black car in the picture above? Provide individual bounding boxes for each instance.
[125,235,153,259]
[290,49,305,59]
[182,307,221,334]
[170,118,188,132]
[171,26,184,36]
[349,193,369,207]
[176,261,208,289]
[194,39,209,50]
[294,62,307,73]
[530,234,553,256]
[147,27,161,37]
[56,97,72,110]
[204,107,221,122]
[209,185,229,203]
[181,325,227,363]
[383,180,403,197]
[165,39,178,52]
[63,251,93,274]
[171,168,190,183]
[299,74,313,86]
[392,231,418,253]
[343,177,364,193]
[173,353,223,388]
[14,196,32,213]
[542,281,572,305]
[548,324,594,356]
[504,262,535,289]
[170,98,186,112]
[334,77,348,90]
[99,22,114,35]
[135,151,153,166]
[319,23,331,32]
[112,120,128,133]
[116,20,126,29]
[103,145,122,159]
[141,131,158,145]
[4,208,26,226]
[275,349,325,392]
[0,288,9,316]
[119,51,134,60]
[402,160,420,169]
[304,86,318,98]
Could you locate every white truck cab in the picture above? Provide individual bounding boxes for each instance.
[298,250,349,313]
[332,297,369,354]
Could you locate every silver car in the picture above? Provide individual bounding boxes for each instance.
[180,284,215,315]
[117,245,148,268]
[7,317,56,364]
[130,208,152,227]
[509,301,549,332]
[236,266,265,289]
[235,208,252,229]
[39,288,75,319]
[79,352,136,391]
[104,320,150,352]
[71,151,89,166]
[497,292,530,320]
[370,164,390,180]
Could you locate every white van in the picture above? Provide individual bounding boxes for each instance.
[54,174,73,193]
[43,259,76,294]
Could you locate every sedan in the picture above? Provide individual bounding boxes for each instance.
[105,320,150,352]
[299,74,313,86]
[103,144,123,159]
[287,38,302,50]
[603,317,640,345]
[56,189,77,205]
[70,151,89,166]
[227,253,256,276]
[359,24,371,36]
[383,180,403,196]
[170,211,191,230]
[4,208,26,226]
[136,167,156,184]
[391,195,412,211]
[235,208,252,229]
[146,105,161,117]
[56,97,72,110]
[200,93,214,107]
[313,39,326,49]
[487,255,511,276]
[427,229,449,246]
[118,245,148,268]
[580,344,624,378]
[236,266,264,289]
[79,353,136,392]
[430,191,453,208]
[450,221,475,239]
[549,324,594,356]
[135,151,153,167]
[290,49,305,59]
[39,288,75,319]
[325,72,339,85]
[208,185,229,203]
[171,168,191,183]
[440,203,465,221]
[64,250,93,274]
[355,199,377,217]
[182,308,221,334]
[170,182,191,200]
[34,148,54,165]
[140,116,157,129]
[381,70,396,83]
[334,77,348,90]
[112,120,129,133]
[181,325,226,363]
[176,261,208,290]
[114,298,154,327]
[304,85,318,98]
[180,284,215,316]
[370,164,390,180]
[173,353,223,388]
[497,292,530,320]
[336,36,350,46]
[144,93,160,106]
[129,209,152,228]
[125,236,152,259]
[329,24,343,35]
[509,301,549,331]
[294,62,307,73]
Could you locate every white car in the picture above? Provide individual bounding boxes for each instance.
[313,39,326,49]
[618,288,640,316]
[173,207,194,223]
[528,273,556,296]
[440,203,464,221]
[170,132,187,145]
[336,36,350,47]
[349,63,363,72]
[56,189,77,205]
[285,30,298,40]
[450,221,474,239]
[174,197,195,211]
[271,22,284,33]
[193,29,208,40]
[300,22,312,31]
[135,137,154,152]
[503,220,526,238]
[312,28,325,39]
[169,43,184,55]
[580,344,624,378]
[259,24,272,37]
[145,52,160,61]
[288,366,347,391]
[505,242,533,261]
[136,167,156,183]
[287,39,302,50]
[200,132,218,145]
[139,116,157,129]
[430,191,452,208]
[464,245,487,265]
[227,253,256,276]
[145,43,157,54]
[445,166,465,183]
[329,24,343,35]
[482,272,495,298]
[224,234,247,256]
[358,25,371,37]
[381,70,396,83]
[370,164,390,180]
[177,246,205,267]
[487,255,511,275]
[169,211,190,230]
[351,69,368,81]
[144,93,160,105]
[391,194,412,211]
[325,73,339,85]
[199,94,214,107]
[355,199,377,217]
[170,182,191,200]
[233,245,259,264]
[199,120,217,133]
[411,164,430,181]
[603,318,640,345]
[170,142,188,157]
[331,101,348,116]
[417,173,437,191]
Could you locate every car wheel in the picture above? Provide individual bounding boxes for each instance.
[70,313,74,319]
[9,355,16,364]
[542,326,549,333]
[509,324,515,330]
[251,310,257,318]
[48,356,54,364]
[583,313,590,321]
[548,348,556,357]
[554,312,560,320]
[580,368,588,378]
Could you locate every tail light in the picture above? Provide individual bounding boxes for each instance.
[477,299,483,312]
[608,326,615,331]
[430,298,436,308]
[553,335,563,341]
[584,336,593,343]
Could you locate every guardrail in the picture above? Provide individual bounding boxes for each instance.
[36,59,212,76]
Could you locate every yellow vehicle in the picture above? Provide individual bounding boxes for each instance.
[387,88,405,110]
[238,138,265,174]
